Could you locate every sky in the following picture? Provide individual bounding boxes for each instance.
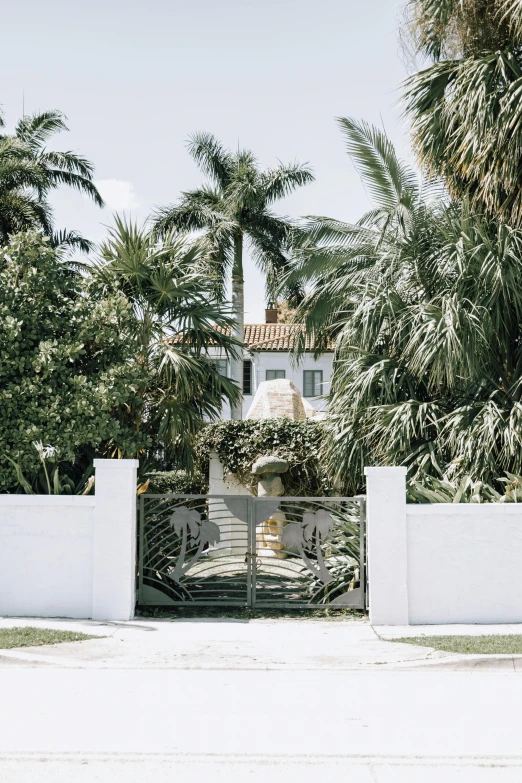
[1,0,411,322]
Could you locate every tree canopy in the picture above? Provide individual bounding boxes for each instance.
[289,118,522,491]
[152,132,314,418]
[403,0,522,224]
[94,216,242,469]
[0,109,102,249]
[152,131,314,301]
[0,231,147,492]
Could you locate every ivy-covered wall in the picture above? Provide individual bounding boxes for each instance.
[195,419,332,496]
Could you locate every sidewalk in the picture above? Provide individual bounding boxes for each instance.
[1,615,522,670]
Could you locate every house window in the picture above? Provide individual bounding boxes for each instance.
[215,359,228,377]
[243,360,253,395]
[303,370,323,397]
[266,369,285,381]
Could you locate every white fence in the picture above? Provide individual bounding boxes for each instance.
[0,459,138,621]
[2,458,520,624]
[366,466,522,625]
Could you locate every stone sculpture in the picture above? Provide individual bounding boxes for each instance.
[246,378,307,420]
[252,455,289,558]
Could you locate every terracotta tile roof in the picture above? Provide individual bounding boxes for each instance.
[243,324,332,352]
[168,324,333,352]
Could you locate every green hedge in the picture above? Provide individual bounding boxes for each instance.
[145,470,207,495]
[195,419,332,496]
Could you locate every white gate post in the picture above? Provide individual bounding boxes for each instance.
[364,466,409,625]
[208,451,250,555]
[92,459,139,621]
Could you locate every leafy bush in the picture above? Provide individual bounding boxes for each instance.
[196,419,332,496]
[0,231,148,493]
[6,441,95,495]
[146,470,207,495]
[407,472,522,503]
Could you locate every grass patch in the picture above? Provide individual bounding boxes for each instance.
[136,606,366,621]
[395,635,522,655]
[0,627,99,650]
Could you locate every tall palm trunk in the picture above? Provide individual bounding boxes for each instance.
[230,231,244,420]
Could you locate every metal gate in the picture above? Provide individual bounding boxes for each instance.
[137,494,365,608]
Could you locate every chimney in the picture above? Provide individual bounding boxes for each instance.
[265,300,278,324]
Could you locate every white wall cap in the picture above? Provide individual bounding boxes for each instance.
[93,459,139,470]
[0,495,95,507]
[364,466,407,476]
[408,503,522,515]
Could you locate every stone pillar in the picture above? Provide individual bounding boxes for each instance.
[92,459,139,621]
[364,466,409,625]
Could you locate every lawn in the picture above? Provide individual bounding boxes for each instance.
[395,635,522,655]
[0,627,99,650]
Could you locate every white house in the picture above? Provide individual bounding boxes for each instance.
[211,308,334,419]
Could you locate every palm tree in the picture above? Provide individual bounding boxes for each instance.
[282,509,334,584]
[94,216,242,468]
[152,132,314,418]
[170,506,220,581]
[288,117,522,491]
[403,0,522,225]
[0,108,102,246]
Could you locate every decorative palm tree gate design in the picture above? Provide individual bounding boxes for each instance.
[137,494,365,608]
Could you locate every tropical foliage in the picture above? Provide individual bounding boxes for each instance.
[5,440,97,495]
[408,471,522,503]
[403,0,522,224]
[152,132,314,418]
[0,109,102,249]
[145,469,207,495]
[288,117,522,492]
[0,231,147,493]
[196,418,330,496]
[94,217,241,469]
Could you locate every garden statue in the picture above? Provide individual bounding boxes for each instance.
[246,378,308,420]
[252,455,288,558]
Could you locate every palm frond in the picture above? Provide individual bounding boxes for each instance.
[15,110,69,149]
[187,132,234,189]
[51,229,94,254]
[261,162,315,203]
[337,117,418,223]
[93,215,241,464]
[0,108,102,240]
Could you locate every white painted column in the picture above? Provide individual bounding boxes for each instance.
[92,459,139,621]
[364,466,409,625]
[208,451,249,555]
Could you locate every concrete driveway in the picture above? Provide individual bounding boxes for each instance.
[1,617,522,781]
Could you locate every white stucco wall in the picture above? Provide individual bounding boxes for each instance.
[0,496,95,619]
[366,467,522,625]
[0,459,139,621]
[407,504,522,624]
[214,349,333,419]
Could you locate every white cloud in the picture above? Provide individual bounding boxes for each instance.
[95,179,141,211]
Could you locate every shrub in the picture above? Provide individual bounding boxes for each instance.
[195,418,332,496]
[0,231,148,492]
[145,470,207,495]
